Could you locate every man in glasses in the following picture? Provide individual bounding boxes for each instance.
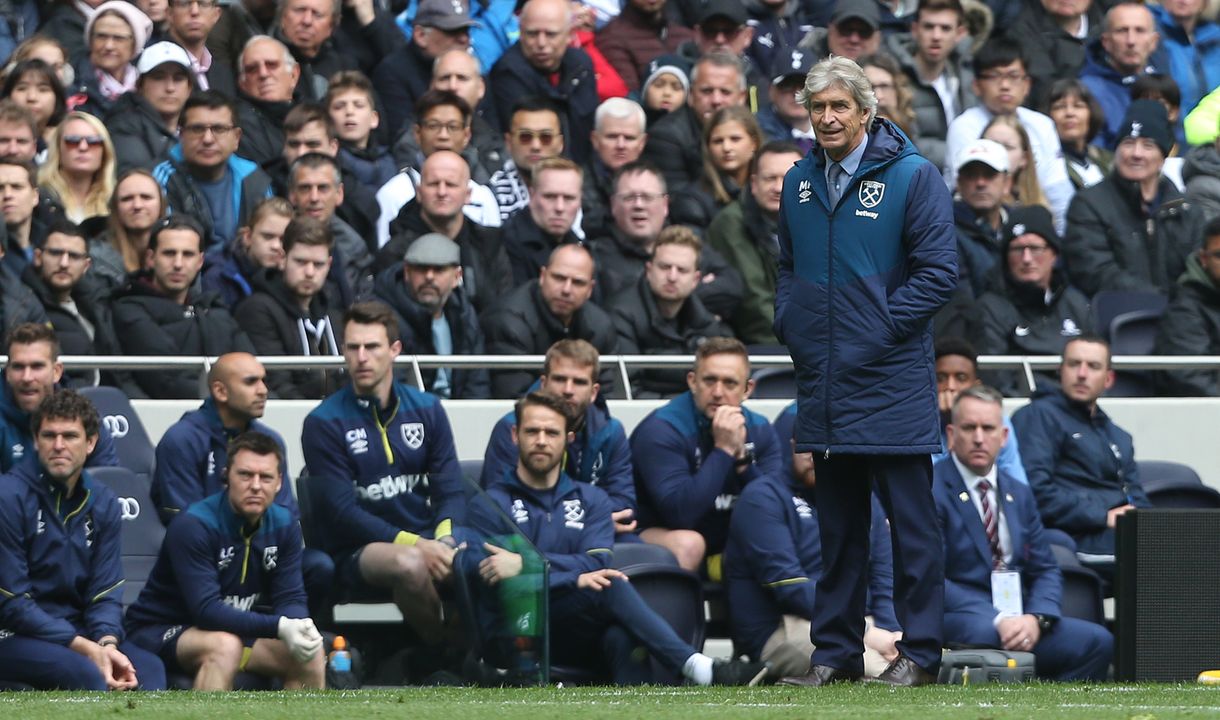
[153,90,273,252]
[798,0,882,60]
[489,96,567,223]
[233,35,299,166]
[166,0,235,95]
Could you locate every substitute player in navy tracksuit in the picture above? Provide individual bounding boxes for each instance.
[468,392,770,685]
[775,57,956,686]
[301,301,464,645]
[0,390,165,691]
[127,432,324,690]
[630,338,782,575]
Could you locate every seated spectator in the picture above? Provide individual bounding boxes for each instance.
[885,0,976,171]
[232,35,298,166]
[858,53,922,151]
[302,301,464,647]
[481,340,635,534]
[40,111,116,223]
[327,70,396,198]
[797,0,883,60]
[423,49,505,184]
[670,105,762,229]
[936,385,1113,679]
[724,403,900,678]
[275,0,358,102]
[153,90,273,251]
[630,337,782,573]
[953,138,1012,298]
[502,157,584,286]
[21,218,123,387]
[1011,336,1152,571]
[489,96,566,224]
[638,54,690,126]
[486,244,619,398]
[756,49,816,155]
[974,207,1091,395]
[1064,100,1205,297]
[595,0,691,94]
[235,217,345,399]
[0,155,45,276]
[89,170,165,290]
[1079,2,1164,149]
[0,99,39,165]
[609,227,732,397]
[1184,127,1220,223]
[592,160,744,320]
[931,337,1028,484]
[378,151,511,316]
[706,141,803,345]
[200,195,291,308]
[113,214,255,398]
[1047,79,1112,191]
[677,0,766,99]
[581,98,647,240]
[983,113,1049,211]
[206,0,277,70]
[107,42,194,173]
[488,0,598,163]
[1006,0,1101,111]
[3,58,67,155]
[1155,218,1220,396]
[286,151,373,299]
[1130,73,1186,188]
[164,0,233,95]
[0,322,119,471]
[126,431,325,691]
[74,1,153,117]
[944,37,1073,231]
[0,389,166,691]
[0,248,47,339]
[373,233,489,399]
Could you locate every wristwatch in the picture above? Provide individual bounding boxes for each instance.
[1034,614,1057,633]
[98,638,119,648]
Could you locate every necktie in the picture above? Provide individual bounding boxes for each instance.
[828,161,845,208]
[977,479,1002,568]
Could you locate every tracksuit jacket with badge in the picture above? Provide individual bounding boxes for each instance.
[151,398,297,526]
[630,391,782,555]
[0,460,126,645]
[125,492,307,638]
[775,118,957,456]
[301,382,463,555]
[480,397,635,517]
[0,381,119,473]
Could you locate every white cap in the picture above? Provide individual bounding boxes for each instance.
[954,138,1009,173]
[137,42,193,76]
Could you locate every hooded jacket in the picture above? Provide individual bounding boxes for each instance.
[775,118,957,455]
[706,192,780,344]
[153,144,274,252]
[1183,143,1220,222]
[1005,1,1101,111]
[372,264,490,400]
[106,91,178,173]
[642,105,704,191]
[200,237,261,309]
[0,380,119,474]
[886,32,977,171]
[1150,5,1220,123]
[953,200,1007,299]
[1154,253,1220,396]
[1079,37,1166,149]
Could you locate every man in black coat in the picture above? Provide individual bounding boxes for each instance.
[233,36,299,166]
[608,226,731,397]
[502,157,585,287]
[113,215,256,399]
[234,216,345,399]
[374,233,490,399]
[274,0,359,101]
[485,243,619,398]
[1155,217,1220,396]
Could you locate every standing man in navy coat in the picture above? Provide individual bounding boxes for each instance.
[776,56,957,687]
[935,386,1112,680]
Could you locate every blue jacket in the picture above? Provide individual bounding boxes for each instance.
[151,398,297,525]
[933,458,1061,622]
[775,118,957,455]
[1010,386,1151,556]
[200,238,258,310]
[1150,5,1220,127]
[0,379,119,473]
[480,399,635,517]
[153,144,273,252]
[301,382,463,555]
[1079,38,1168,149]
[473,470,614,589]
[630,391,782,555]
[125,491,308,638]
[724,471,898,661]
[0,460,125,645]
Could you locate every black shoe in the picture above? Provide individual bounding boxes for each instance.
[711,659,771,686]
[865,655,938,687]
[778,664,862,687]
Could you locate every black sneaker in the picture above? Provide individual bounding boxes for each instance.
[711,659,771,686]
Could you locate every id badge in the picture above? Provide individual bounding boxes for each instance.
[991,571,1023,617]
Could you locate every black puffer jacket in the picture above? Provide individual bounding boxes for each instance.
[235,93,290,167]
[642,105,703,190]
[1154,254,1220,396]
[372,265,490,399]
[0,263,47,337]
[499,208,584,288]
[488,43,598,163]
[106,92,177,173]
[112,272,255,399]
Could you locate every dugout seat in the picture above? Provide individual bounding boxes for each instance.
[89,466,165,607]
[78,386,156,481]
[749,367,796,400]
[1050,543,1105,625]
[1092,290,1168,340]
[617,563,706,684]
[460,459,484,485]
[1137,461,1220,508]
[612,542,679,568]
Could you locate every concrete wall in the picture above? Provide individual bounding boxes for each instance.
[131,397,1220,490]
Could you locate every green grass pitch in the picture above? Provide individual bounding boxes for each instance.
[3,685,1220,719]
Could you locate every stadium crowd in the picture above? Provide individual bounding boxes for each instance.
[0,0,1214,691]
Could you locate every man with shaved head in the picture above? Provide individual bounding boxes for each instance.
[489,0,599,162]
[151,352,334,617]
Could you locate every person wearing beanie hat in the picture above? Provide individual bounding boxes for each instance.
[79,1,154,113]
[596,0,693,94]
[1063,97,1207,296]
[639,54,691,121]
[974,204,1092,395]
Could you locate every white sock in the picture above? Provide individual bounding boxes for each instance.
[683,652,714,685]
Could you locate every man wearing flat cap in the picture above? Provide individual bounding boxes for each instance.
[374,232,489,399]
[1064,99,1206,297]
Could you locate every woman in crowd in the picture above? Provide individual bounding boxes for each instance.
[39,110,116,223]
[2,58,67,156]
[983,113,1049,210]
[1047,78,1111,191]
[89,168,165,287]
[860,53,921,147]
[75,0,152,116]
[670,105,762,228]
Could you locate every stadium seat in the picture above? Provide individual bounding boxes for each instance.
[460,459,484,485]
[1109,310,1162,355]
[612,542,679,568]
[88,466,165,607]
[78,386,157,481]
[1059,565,1106,625]
[1092,290,1168,340]
[1147,486,1220,509]
[1137,460,1203,493]
[619,563,706,684]
[749,367,796,400]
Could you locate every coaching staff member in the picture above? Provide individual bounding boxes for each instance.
[775,56,957,687]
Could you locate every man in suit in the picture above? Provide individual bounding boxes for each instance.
[934,385,1112,680]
